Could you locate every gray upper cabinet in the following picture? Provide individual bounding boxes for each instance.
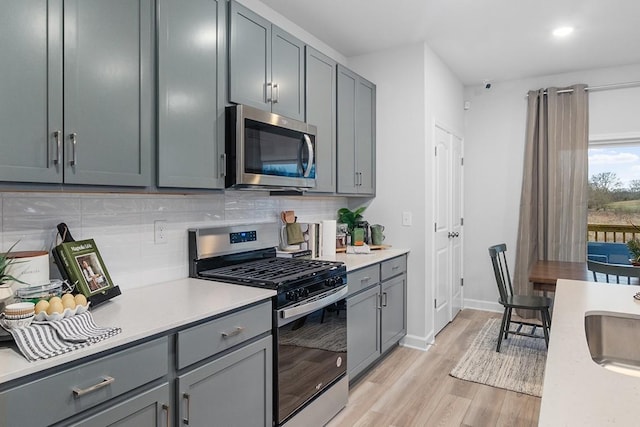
[0,0,62,183]
[157,0,226,189]
[0,0,152,186]
[337,65,376,195]
[305,47,337,193]
[229,1,305,121]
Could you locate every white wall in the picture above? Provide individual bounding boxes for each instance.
[348,43,464,349]
[463,63,640,311]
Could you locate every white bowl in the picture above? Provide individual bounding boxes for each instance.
[0,314,34,329]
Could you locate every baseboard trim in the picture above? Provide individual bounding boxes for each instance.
[463,298,502,313]
[400,332,434,351]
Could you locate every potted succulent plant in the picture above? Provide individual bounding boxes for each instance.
[0,242,27,310]
[627,223,640,266]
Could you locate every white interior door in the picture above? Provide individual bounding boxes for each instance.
[433,125,464,336]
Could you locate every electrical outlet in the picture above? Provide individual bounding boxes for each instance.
[402,211,412,226]
[154,220,167,244]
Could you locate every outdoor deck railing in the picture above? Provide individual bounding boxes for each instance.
[588,224,640,243]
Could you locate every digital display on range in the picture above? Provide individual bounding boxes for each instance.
[229,230,257,244]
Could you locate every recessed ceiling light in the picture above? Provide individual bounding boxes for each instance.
[553,26,574,37]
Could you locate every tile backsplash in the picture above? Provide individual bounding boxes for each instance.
[0,191,346,290]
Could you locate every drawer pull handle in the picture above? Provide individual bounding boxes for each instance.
[183,393,191,425]
[162,403,170,427]
[391,266,400,270]
[361,276,370,283]
[72,376,115,397]
[221,326,245,338]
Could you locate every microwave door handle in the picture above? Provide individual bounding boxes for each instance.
[303,134,314,178]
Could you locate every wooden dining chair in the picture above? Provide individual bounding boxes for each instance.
[488,244,552,352]
[587,260,640,285]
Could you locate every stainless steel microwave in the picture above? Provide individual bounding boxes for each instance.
[225,104,317,190]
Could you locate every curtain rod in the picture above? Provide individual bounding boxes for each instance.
[527,81,640,96]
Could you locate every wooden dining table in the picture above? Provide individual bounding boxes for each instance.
[529,260,590,293]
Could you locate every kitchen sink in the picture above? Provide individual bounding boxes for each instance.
[585,312,640,377]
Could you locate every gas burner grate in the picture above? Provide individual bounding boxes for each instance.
[200,257,342,287]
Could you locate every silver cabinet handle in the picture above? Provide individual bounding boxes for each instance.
[266,82,272,103]
[377,293,382,309]
[273,83,279,103]
[392,265,400,271]
[72,376,115,397]
[221,326,245,338]
[69,132,78,166]
[182,393,191,425]
[220,153,226,178]
[162,404,170,427]
[53,130,61,165]
[383,292,388,307]
[361,276,370,283]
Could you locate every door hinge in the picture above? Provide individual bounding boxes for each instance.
[434,299,437,308]
[434,146,437,156]
[461,217,464,226]
[461,157,464,166]
[461,278,464,287]
[434,222,437,232]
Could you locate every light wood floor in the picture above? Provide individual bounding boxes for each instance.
[326,309,541,427]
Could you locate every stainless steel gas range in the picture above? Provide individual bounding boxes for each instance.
[188,223,348,426]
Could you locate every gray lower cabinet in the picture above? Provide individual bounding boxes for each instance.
[229,1,305,121]
[157,0,226,189]
[178,335,273,427]
[65,383,171,427]
[305,46,337,193]
[337,65,376,195]
[347,255,407,381]
[0,337,169,427]
[0,0,153,186]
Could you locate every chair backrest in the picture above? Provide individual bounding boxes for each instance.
[587,260,640,284]
[488,243,513,302]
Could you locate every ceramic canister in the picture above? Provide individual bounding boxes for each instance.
[5,250,50,290]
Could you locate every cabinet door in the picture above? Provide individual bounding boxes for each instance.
[347,285,380,380]
[381,273,407,354]
[305,47,336,193]
[0,0,63,183]
[271,26,305,121]
[65,383,171,427]
[228,1,271,111]
[178,336,272,427]
[157,0,226,189]
[63,0,152,186]
[336,65,358,194]
[355,78,376,195]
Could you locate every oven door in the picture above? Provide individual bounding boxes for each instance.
[275,285,348,425]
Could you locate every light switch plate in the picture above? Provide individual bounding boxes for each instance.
[402,211,412,226]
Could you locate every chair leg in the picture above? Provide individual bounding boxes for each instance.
[504,307,513,339]
[541,308,550,348]
[496,308,509,352]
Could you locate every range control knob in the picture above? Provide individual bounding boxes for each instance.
[285,291,296,301]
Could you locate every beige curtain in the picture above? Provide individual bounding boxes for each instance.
[514,85,589,303]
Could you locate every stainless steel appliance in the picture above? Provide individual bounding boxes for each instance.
[226,104,317,190]
[188,223,348,426]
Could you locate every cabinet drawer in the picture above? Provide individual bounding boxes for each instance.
[0,337,168,427]
[381,255,407,281]
[347,264,380,297]
[176,300,271,369]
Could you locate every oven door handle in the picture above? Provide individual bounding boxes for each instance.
[279,286,348,319]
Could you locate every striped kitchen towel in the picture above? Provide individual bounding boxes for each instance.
[3,312,121,362]
[37,312,121,344]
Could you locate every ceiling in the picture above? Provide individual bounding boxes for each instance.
[260,0,640,85]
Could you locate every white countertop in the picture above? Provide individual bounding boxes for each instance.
[539,279,640,426]
[0,278,275,386]
[320,248,410,271]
